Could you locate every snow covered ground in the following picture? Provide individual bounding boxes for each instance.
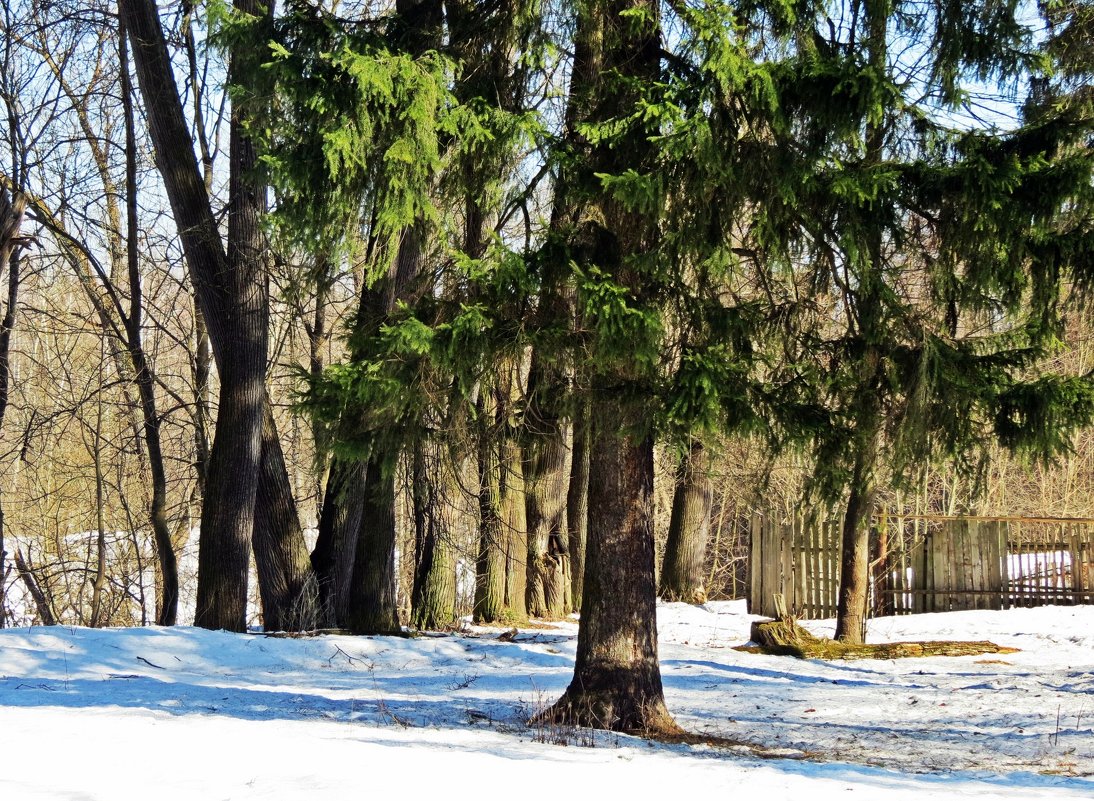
[1,601,1091,800]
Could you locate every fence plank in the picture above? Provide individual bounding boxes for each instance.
[766,515,780,617]
[779,516,791,612]
[915,531,927,614]
[989,521,1002,610]
[806,517,818,618]
[749,512,761,614]
[827,519,839,617]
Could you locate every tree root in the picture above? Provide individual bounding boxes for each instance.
[533,686,684,737]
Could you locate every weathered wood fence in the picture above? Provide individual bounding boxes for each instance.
[749,512,1094,619]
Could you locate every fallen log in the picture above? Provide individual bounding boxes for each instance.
[740,617,1019,660]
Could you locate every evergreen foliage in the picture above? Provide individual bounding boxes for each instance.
[230,0,1092,644]
[214,0,453,274]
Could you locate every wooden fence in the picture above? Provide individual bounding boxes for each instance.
[749,512,1094,619]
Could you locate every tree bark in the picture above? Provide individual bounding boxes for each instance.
[659,441,712,603]
[475,377,528,623]
[476,393,510,622]
[834,437,879,644]
[448,0,532,625]
[545,407,677,733]
[411,437,458,631]
[312,456,365,626]
[501,440,529,616]
[566,398,590,612]
[343,459,401,634]
[254,402,320,631]
[524,377,571,619]
[327,225,427,633]
[0,186,26,629]
[191,0,271,631]
[540,0,679,735]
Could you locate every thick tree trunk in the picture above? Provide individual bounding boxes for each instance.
[544,407,678,733]
[524,359,572,619]
[192,0,270,630]
[411,437,458,630]
[476,420,508,622]
[325,221,427,633]
[659,441,712,603]
[541,0,678,735]
[475,382,528,623]
[501,441,529,615]
[344,460,401,634]
[254,403,320,631]
[312,456,365,626]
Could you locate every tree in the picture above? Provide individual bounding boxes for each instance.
[659,440,712,603]
[759,0,1094,643]
[0,185,26,629]
[448,0,542,626]
[537,0,679,734]
[122,0,317,631]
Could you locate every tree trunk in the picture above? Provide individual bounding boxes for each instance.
[120,24,178,625]
[540,0,678,735]
[325,221,428,633]
[123,0,316,630]
[343,459,401,634]
[567,398,590,612]
[411,437,458,631]
[312,456,365,626]
[834,445,878,644]
[314,1,443,631]
[253,402,320,631]
[0,186,26,629]
[524,358,571,619]
[544,408,677,733]
[501,440,529,616]
[192,0,271,631]
[659,441,712,603]
[475,379,528,623]
[309,267,331,520]
[476,391,508,623]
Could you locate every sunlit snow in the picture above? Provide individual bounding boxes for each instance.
[1,602,1091,799]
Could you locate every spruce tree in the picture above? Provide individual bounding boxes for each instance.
[754,0,1094,642]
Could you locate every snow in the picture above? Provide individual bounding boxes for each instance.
[1,602,1091,799]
